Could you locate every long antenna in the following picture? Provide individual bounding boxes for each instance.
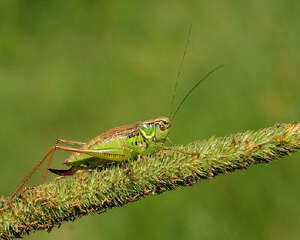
[169,25,192,119]
[170,65,224,122]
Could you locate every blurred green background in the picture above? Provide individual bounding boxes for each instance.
[1,0,300,239]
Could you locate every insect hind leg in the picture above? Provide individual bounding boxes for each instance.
[8,145,56,204]
[41,138,86,184]
[9,138,86,204]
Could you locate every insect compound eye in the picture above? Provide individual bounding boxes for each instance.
[159,121,166,131]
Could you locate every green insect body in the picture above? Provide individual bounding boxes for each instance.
[6,29,222,204]
[50,117,170,175]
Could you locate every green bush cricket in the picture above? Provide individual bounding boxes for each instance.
[7,29,223,205]
[8,65,222,204]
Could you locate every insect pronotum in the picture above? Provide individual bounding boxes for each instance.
[7,29,223,205]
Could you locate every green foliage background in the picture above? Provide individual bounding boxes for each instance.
[0,1,299,239]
